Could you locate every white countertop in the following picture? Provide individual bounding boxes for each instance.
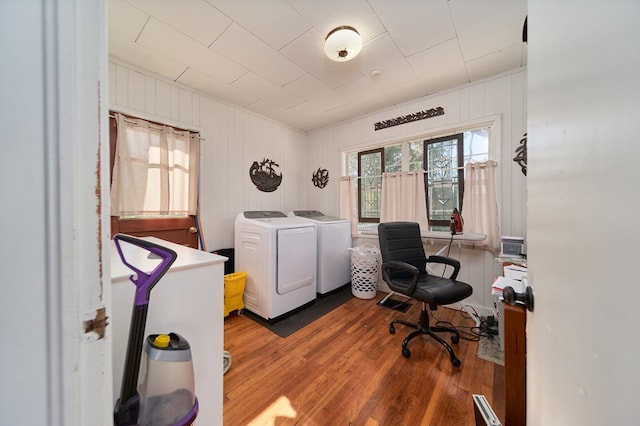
[111,236,227,282]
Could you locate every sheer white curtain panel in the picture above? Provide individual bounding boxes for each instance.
[380,171,429,231]
[339,176,358,238]
[110,113,199,216]
[461,161,500,252]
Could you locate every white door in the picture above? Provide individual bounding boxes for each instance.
[0,1,111,425]
[277,226,316,294]
[527,2,640,424]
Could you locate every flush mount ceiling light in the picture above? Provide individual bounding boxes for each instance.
[324,26,362,62]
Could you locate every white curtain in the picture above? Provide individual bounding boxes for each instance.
[110,113,199,216]
[461,161,500,252]
[339,176,358,238]
[380,171,429,231]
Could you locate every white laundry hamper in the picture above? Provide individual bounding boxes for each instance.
[349,244,380,299]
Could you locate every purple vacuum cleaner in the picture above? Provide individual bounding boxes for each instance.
[113,234,199,426]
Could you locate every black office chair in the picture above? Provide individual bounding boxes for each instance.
[378,222,473,367]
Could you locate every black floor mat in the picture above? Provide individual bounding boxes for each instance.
[242,285,353,338]
[377,296,412,312]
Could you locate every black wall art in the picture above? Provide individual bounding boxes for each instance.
[312,168,329,189]
[513,133,527,176]
[250,158,282,192]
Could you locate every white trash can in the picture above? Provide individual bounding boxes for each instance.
[349,244,380,299]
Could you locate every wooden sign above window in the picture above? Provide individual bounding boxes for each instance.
[374,107,445,131]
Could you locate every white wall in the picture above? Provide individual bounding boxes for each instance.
[109,60,527,313]
[306,68,528,313]
[109,60,308,251]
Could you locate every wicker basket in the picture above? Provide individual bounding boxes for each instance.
[349,244,380,299]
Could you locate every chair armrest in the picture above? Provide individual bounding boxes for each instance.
[426,255,461,280]
[381,261,420,295]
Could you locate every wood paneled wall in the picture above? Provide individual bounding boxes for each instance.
[304,68,527,315]
[109,59,526,314]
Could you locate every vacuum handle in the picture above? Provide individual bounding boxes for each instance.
[113,234,177,306]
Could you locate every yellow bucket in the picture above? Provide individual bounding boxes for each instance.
[224,272,247,316]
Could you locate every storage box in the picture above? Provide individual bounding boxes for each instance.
[224,272,246,316]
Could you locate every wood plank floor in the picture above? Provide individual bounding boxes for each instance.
[223,292,504,425]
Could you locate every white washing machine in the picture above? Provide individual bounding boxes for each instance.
[289,210,352,296]
[235,211,317,321]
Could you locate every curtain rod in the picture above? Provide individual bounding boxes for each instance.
[343,161,498,180]
[108,113,204,140]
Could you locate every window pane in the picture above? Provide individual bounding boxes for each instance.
[463,129,489,164]
[425,134,463,226]
[358,150,382,221]
[384,144,402,172]
[347,152,358,176]
[408,141,423,171]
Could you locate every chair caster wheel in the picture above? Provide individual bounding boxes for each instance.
[451,357,461,367]
[451,334,459,344]
[389,325,395,334]
[402,347,411,358]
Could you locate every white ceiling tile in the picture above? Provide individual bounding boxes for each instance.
[177,67,258,107]
[231,72,303,109]
[352,33,418,84]
[109,34,188,81]
[136,18,247,84]
[287,0,386,42]
[449,0,527,60]
[283,74,349,111]
[123,0,231,46]
[275,101,345,130]
[109,0,148,41]
[466,42,524,81]
[109,0,527,131]
[407,38,469,94]
[205,0,311,50]
[368,0,456,56]
[335,74,422,114]
[210,23,306,87]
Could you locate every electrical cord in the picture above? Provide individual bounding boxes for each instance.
[445,232,454,257]
[440,233,455,277]
[431,305,499,342]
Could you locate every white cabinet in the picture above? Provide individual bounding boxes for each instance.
[111,237,226,425]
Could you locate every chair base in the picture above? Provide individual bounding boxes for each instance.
[389,304,462,367]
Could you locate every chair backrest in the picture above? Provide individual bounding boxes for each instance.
[378,222,427,276]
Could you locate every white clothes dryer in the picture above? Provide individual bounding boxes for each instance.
[235,211,317,321]
[289,210,352,296]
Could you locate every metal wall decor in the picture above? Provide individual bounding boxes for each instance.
[312,167,329,189]
[513,133,527,176]
[249,158,282,192]
[374,106,445,131]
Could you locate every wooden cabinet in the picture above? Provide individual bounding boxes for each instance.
[504,303,526,426]
[111,237,227,425]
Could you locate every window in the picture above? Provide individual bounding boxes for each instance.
[345,128,489,230]
[357,148,383,222]
[110,113,199,217]
[424,134,463,228]
[109,113,201,248]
